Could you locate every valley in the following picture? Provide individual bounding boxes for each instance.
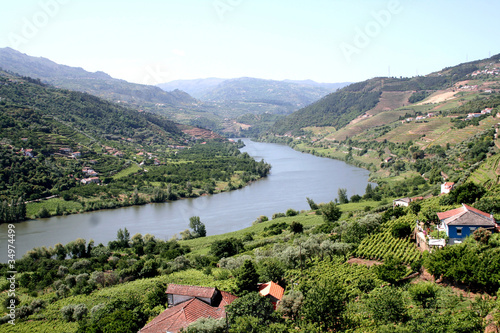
[2,49,500,333]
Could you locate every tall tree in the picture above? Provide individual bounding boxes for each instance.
[337,188,349,204]
[321,201,342,223]
[189,216,206,238]
[235,260,259,296]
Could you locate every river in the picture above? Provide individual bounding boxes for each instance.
[0,139,371,261]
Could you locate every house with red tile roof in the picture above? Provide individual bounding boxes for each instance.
[139,285,237,333]
[258,281,284,309]
[437,204,497,243]
[440,182,455,194]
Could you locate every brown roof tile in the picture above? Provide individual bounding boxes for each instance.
[166,284,217,299]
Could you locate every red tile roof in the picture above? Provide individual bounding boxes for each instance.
[258,281,284,301]
[437,206,465,221]
[437,204,496,226]
[140,287,237,333]
[139,298,223,333]
[166,284,216,299]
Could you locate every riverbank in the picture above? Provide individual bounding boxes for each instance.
[0,139,372,261]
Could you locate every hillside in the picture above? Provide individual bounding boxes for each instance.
[271,53,500,136]
[0,70,270,220]
[0,47,197,108]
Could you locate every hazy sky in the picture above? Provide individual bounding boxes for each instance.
[1,0,499,85]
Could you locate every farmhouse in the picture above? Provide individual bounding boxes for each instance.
[437,204,498,244]
[139,284,237,333]
[258,281,284,309]
[393,197,422,207]
[440,182,454,194]
[81,177,100,185]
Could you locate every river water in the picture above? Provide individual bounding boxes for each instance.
[0,139,370,261]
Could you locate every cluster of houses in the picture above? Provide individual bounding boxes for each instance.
[80,167,100,185]
[404,112,435,123]
[466,107,493,119]
[470,67,500,76]
[139,282,284,333]
[103,146,124,157]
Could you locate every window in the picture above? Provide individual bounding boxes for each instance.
[456,227,462,236]
[470,227,476,232]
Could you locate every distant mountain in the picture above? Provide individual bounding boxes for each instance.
[157,78,227,99]
[160,77,349,109]
[271,53,500,135]
[0,47,196,107]
[282,79,351,91]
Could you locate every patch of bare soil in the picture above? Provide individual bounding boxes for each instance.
[346,258,383,267]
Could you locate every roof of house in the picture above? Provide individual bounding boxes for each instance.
[394,197,411,203]
[258,281,284,301]
[437,204,496,227]
[443,182,455,187]
[166,284,217,299]
[139,298,224,333]
[141,289,237,333]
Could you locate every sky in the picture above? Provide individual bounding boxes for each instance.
[1,0,499,85]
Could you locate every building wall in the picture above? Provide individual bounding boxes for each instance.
[447,225,479,239]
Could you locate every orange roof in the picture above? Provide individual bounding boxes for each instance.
[166,284,216,299]
[258,281,284,301]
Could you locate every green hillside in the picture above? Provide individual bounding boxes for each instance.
[271,53,500,136]
[0,71,270,221]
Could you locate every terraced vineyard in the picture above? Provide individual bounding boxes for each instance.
[354,216,421,265]
[469,153,500,188]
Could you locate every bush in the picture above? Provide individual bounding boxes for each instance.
[290,221,304,234]
[73,304,89,321]
[391,222,412,238]
[286,208,299,217]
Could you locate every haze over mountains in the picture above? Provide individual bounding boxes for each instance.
[0,47,196,107]
[158,77,349,100]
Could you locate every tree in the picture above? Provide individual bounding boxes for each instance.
[306,197,319,210]
[257,259,285,286]
[289,221,303,234]
[366,286,406,324]
[277,290,303,320]
[337,188,349,204]
[189,216,206,238]
[226,292,274,325]
[391,221,412,238]
[300,278,347,331]
[210,238,243,259]
[116,228,130,248]
[375,255,408,285]
[185,317,226,333]
[234,260,259,296]
[321,201,341,223]
[472,227,492,245]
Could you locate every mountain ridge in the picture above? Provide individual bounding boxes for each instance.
[0,47,197,108]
